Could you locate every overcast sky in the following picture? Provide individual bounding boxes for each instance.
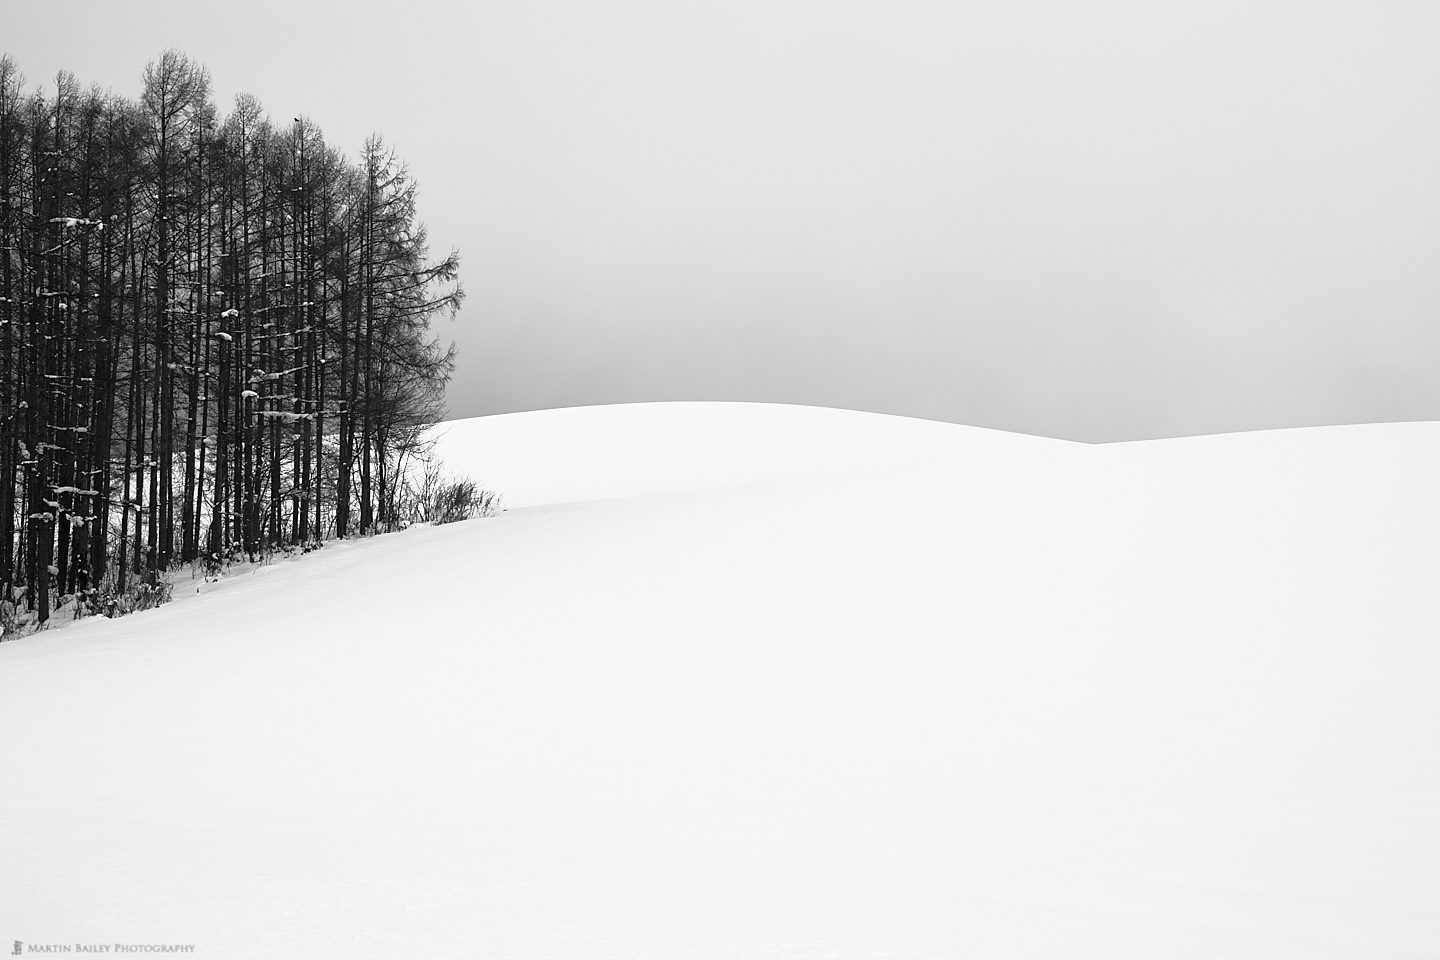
[8,0,1440,440]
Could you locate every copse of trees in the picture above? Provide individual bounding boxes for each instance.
[0,51,463,628]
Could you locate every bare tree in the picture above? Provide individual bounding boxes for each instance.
[0,51,464,633]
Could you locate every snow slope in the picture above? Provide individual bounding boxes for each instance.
[3,402,1439,959]
[424,401,1051,507]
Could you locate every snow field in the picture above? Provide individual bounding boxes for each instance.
[3,403,1438,958]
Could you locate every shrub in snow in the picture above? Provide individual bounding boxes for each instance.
[95,578,174,619]
[424,477,502,525]
[0,597,20,639]
[0,574,172,639]
[391,449,503,529]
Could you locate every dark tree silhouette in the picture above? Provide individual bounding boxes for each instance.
[0,51,463,630]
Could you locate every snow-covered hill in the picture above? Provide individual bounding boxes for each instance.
[3,403,1438,959]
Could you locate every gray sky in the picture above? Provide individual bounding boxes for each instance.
[8,0,1440,441]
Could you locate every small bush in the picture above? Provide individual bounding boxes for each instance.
[392,449,503,528]
[92,576,174,620]
[0,575,173,639]
[0,594,22,639]
[427,477,503,525]
[429,478,502,525]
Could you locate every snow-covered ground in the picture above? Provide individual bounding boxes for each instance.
[3,402,1439,959]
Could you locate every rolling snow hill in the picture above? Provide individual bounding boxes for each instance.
[2,402,1438,959]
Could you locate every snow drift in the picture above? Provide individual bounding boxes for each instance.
[2,402,1438,959]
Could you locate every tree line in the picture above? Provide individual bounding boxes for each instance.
[0,50,463,627]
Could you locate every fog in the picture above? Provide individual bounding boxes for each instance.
[9,0,1440,440]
